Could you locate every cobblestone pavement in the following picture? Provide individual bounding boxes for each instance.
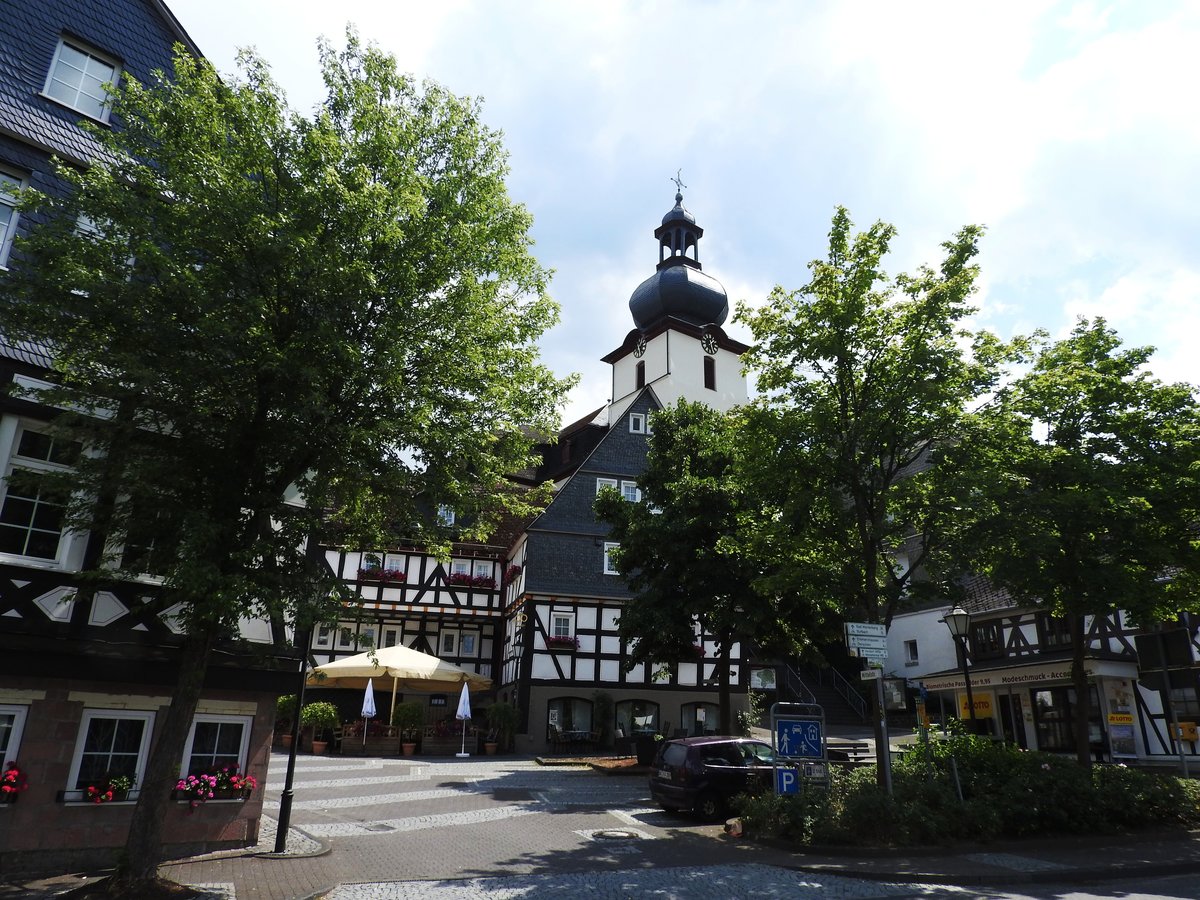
[154,752,948,899]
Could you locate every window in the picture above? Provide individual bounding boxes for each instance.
[337,626,354,648]
[474,562,491,580]
[970,621,1004,660]
[635,360,645,389]
[0,424,79,560]
[0,705,28,766]
[451,560,470,577]
[603,542,620,575]
[629,413,646,434]
[120,509,178,575]
[181,715,251,777]
[703,356,716,390]
[315,623,333,648]
[552,613,573,639]
[437,505,456,527]
[67,709,154,798]
[44,39,119,121]
[460,632,478,656]
[0,168,24,267]
[596,477,617,495]
[441,631,457,655]
[904,640,919,665]
[615,699,659,736]
[1038,613,1074,650]
[620,480,641,503]
[383,628,399,648]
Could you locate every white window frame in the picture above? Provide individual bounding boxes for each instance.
[314,623,333,649]
[596,477,617,494]
[383,627,399,648]
[473,561,491,580]
[904,639,919,665]
[459,631,479,657]
[358,626,376,650]
[383,552,406,571]
[180,714,252,778]
[451,560,470,577]
[629,413,646,434]
[620,480,641,503]
[440,630,458,655]
[0,168,25,268]
[603,542,620,575]
[0,420,78,565]
[0,704,29,766]
[337,625,354,648]
[551,613,574,639]
[65,709,155,802]
[43,38,120,123]
[437,504,456,527]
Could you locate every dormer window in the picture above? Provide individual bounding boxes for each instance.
[44,39,120,122]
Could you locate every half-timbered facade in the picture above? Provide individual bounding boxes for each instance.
[887,584,1200,765]
[0,0,296,874]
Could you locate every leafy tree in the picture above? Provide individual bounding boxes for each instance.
[0,35,570,888]
[595,401,816,733]
[736,208,1011,776]
[944,318,1200,766]
[737,206,1007,630]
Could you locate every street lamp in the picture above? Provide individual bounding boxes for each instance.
[941,606,978,730]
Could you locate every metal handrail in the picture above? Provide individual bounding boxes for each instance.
[812,664,869,721]
[781,664,817,704]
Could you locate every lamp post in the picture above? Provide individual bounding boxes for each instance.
[941,606,977,730]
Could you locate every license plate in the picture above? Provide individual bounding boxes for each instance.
[657,768,671,780]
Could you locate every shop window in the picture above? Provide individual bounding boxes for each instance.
[681,702,718,736]
[615,699,659,737]
[547,696,593,739]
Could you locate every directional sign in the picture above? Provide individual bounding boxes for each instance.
[860,668,882,681]
[776,719,823,759]
[850,647,889,660]
[776,766,800,794]
[847,634,888,650]
[845,622,886,637]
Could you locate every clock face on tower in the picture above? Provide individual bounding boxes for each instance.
[634,337,647,358]
[701,333,718,355]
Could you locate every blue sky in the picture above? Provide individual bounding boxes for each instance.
[167,0,1200,425]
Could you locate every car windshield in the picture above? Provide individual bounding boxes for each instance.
[743,742,774,763]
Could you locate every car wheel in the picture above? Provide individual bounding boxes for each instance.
[694,790,725,822]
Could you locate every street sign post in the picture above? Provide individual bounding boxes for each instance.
[844,622,886,637]
[846,634,888,650]
[860,668,882,681]
[770,702,828,791]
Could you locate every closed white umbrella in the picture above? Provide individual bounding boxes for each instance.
[361,679,377,749]
[455,682,472,758]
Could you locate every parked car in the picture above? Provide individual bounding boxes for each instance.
[649,735,776,820]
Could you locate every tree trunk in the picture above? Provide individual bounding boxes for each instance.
[1069,612,1092,768]
[113,621,220,886]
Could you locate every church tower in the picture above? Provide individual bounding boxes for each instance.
[603,190,749,421]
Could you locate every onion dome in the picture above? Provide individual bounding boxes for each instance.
[629,191,728,330]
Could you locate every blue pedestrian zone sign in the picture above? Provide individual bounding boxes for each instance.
[776,719,823,759]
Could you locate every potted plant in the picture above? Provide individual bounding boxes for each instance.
[301,701,340,754]
[392,701,425,755]
[174,764,259,811]
[485,701,519,754]
[86,773,134,804]
[276,694,297,749]
[1,761,27,803]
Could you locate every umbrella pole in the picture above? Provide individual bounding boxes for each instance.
[459,717,468,757]
[390,676,398,726]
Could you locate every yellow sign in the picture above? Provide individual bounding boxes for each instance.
[959,694,993,719]
[1107,713,1134,725]
[1177,721,1198,742]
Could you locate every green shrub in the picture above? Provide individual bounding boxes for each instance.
[736,736,1200,848]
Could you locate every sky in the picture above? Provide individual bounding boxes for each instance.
[167,0,1200,426]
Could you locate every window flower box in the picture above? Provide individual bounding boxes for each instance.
[503,564,522,583]
[447,573,495,589]
[358,567,406,583]
[691,644,706,658]
[85,774,134,804]
[546,635,579,651]
[174,765,258,811]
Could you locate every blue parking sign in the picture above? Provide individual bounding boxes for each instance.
[776,767,799,794]
[776,719,822,759]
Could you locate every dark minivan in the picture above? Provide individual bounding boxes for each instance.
[649,735,775,820]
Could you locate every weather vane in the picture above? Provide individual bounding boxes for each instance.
[671,169,687,193]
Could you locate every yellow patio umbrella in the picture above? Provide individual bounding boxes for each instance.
[308,644,492,724]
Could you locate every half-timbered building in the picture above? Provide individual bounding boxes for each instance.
[887,581,1200,766]
[0,0,295,874]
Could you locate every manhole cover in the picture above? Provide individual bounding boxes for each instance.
[364,823,394,832]
[593,830,637,841]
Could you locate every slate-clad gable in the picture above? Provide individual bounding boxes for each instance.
[0,0,195,166]
[523,390,660,598]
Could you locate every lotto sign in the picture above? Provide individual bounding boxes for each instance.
[776,719,823,759]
